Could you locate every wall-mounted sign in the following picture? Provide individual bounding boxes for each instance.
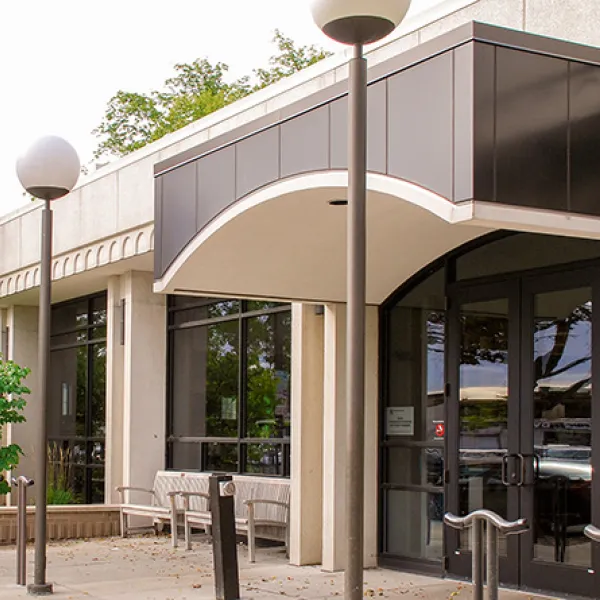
[386,407,414,436]
[435,422,445,438]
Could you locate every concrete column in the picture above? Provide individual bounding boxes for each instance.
[6,307,40,492]
[290,303,324,566]
[322,304,379,572]
[122,271,167,491]
[105,276,125,503]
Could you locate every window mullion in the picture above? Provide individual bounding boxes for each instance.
[239,313,248,472]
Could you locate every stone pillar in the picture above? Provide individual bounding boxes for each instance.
[6,307,40,496]
[105,276,125,503]
[289,303,324,566]
[121,271,167,491]
[322,304,379,571]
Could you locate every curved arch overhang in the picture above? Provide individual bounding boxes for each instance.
[154,171,600,305]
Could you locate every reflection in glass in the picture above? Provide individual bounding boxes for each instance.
[459,298,509,550]
[246,301,286,312]
[246,313,291,439]
[246,444,283,475]
[91,468,105,503]
[204,444,238,472]
[91,343,106,437]
[48,294,107,504]
[387,447,444,487]
[385,489,444,560]
[171,442,201,471]
[173,300,240,325]
[171,322,239,438]
[533,289,592,567]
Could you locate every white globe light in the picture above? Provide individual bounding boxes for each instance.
[16,136,80,201]
[311,0,411,45]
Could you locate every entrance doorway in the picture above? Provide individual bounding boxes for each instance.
[446,269,598,596]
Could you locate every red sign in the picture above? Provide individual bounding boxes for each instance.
[435,423,445,438]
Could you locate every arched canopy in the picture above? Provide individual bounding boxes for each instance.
[154,172,489,304]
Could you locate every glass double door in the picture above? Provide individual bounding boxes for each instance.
[446,271,599,597]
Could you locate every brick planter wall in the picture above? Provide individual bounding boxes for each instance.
[0,505,120,545]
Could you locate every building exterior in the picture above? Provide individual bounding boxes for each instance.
[2,0,600,597]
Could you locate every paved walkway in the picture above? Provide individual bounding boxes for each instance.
[0,535,554,599]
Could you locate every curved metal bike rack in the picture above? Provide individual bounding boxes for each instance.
[584,524,600,543]
[445,510,529,600]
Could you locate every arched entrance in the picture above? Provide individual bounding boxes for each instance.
[381,232,600,598]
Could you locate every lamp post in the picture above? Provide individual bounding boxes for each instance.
[16,136,80,596]
[309,2,411,599]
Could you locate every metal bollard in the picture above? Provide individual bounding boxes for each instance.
[445,510,528,600]
[11,476,34,586]
[209,474,240,600]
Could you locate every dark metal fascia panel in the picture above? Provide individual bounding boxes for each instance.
[154,177,163,278]
[154,21,600,178]
[471,21,600,67]
[153,23,478,177]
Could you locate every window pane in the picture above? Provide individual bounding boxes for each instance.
[50,330,88,348]
[457,233,600,281]
[48,347,88,438]
[90,326,107,340]
[172,300,239,325]
[171,321,239,437]
[246,312,291,439]
[90,441,105,466]
[171,442,201,471]
[246,301,286,312]
[51,300,89,334]
[91,468,105,504]
[204,443,238,472]
[71,467,86,504]
[385,489,443,560]
[246,443,283,475]
[90,342,106,437]
[387,447,444,487]
[532,288,592,567]
[91,295,107,325]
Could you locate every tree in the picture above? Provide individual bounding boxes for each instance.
[93,30,332,159]
[0,357,30,495]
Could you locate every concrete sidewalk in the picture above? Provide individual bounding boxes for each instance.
[0,535,553,599]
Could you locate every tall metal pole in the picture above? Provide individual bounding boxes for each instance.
[28,199,53,596]
[345,42,367,600]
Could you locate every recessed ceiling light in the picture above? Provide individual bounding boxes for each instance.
[329,199,348,206]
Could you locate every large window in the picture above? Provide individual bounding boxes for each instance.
[48,293,107,504]
[167,297,292,476]
[382,268,445,562]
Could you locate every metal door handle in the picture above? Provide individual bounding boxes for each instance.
[501,455,509,486]
[517,454,525,487]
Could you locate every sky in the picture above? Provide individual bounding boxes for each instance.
[0,0,442,217]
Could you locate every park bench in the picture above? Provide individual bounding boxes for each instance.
[181,475,290,562]
[116,470,209,547]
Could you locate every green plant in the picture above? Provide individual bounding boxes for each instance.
[47,444,77,505]
[0,356,30,495]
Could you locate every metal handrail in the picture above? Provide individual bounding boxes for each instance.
[445,510,529,600]
[444,510,528,535]
[584,524,600,543]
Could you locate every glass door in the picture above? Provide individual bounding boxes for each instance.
[446,281,521,585]
[519,272,599,596]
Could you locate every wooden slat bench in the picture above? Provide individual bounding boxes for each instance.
[116,471,209,547]
[182,475,290,562]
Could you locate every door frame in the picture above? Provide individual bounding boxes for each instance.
[445,279,522,585]
[517,266,600,596]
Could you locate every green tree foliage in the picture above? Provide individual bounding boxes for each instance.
[93,31,332,159]
[0,357,30,494]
